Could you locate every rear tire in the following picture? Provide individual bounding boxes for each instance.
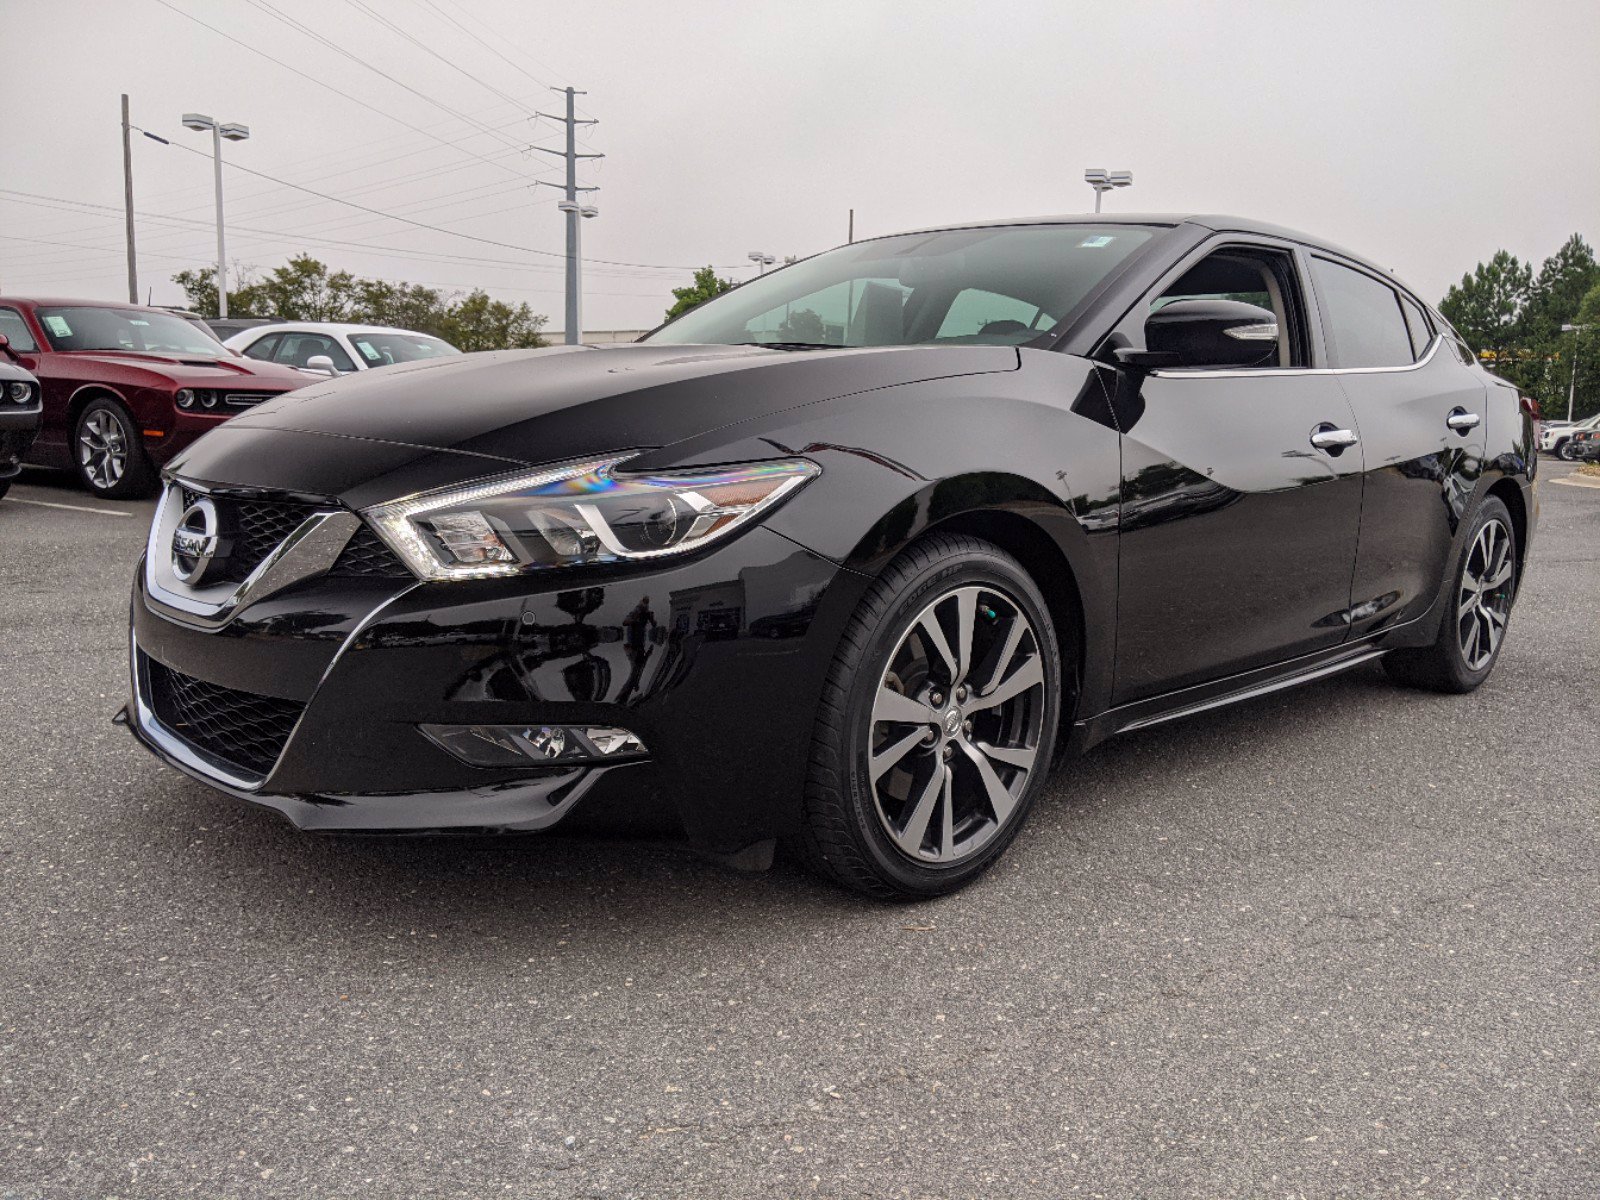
[796,533,1062,900]
[1382,496,1517,694]
[73,398,156,499]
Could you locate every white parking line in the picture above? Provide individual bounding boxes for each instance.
[1551,476,1600,490]
[4,496,134,517]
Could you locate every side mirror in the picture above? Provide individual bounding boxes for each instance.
[304,354,339,376]
[1143,298,1279,370]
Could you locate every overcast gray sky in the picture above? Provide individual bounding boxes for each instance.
[2,0,1596,332]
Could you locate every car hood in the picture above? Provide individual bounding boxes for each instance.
[56,351,307,386]
[171,343,1016,505]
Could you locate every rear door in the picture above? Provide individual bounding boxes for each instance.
[1308,256,1488,633]
[1109,238,1366,704]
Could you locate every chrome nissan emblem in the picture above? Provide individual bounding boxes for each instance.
[171,497,223,585]
[942,707,963,737]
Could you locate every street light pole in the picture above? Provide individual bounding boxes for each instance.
[748,251,776,275]
[1084,168,1133,212]
[182,113,249,318]
[121,95,138,304]
[1562,323,1590,423]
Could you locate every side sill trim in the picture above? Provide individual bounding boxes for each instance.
[1117,647,1387,733]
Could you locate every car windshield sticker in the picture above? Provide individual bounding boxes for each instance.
[43,315,73,338]
[358,342,381,361]
[1079,235,1115,248]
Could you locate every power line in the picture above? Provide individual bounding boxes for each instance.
[242,0,531,156]
[344,0,527,112]
[124,131,732,271]
[148,0,542,181]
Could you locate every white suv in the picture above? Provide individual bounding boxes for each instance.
[1540,414,1600,460]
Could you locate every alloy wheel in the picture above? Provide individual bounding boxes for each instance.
[1457,517,1514,671]
[869,585,1047,865]
[78,409,129,491]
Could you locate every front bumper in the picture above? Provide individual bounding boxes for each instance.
[124,525,862,850]
[0,404,41,479]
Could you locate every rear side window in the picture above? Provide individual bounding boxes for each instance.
[241,333,281,361]
[0,307,38,352]
[1311,258,1414,368]
[1397,293,1433,360]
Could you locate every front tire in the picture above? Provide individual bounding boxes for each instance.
[797,533,1062,900]
[1383,496,1517,694]
[73,398,156,499]
[1555,439,1576,461]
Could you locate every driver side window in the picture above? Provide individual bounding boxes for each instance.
[1146,246,1309,370]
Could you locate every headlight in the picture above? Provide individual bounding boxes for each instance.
[175,388,196,408]
[7,381,33,404]
[365,454,819,581]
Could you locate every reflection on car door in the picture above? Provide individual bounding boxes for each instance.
[1309,257,1488,634]
[1111,242,1365,704]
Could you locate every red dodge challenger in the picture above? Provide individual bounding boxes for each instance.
[0,298,309,498]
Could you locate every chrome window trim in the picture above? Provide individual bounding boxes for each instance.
[1149,333,1443,380]
[143,480,362,630]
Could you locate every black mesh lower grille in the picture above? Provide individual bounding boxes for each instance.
[145,657,306,777]
[330,525,412,577]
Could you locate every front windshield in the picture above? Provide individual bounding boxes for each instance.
[36,306,227,356]
[348,331,461,366]
[646,224,1157,348]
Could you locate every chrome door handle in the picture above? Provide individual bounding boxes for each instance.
[1446,408,1481,432]
[1309,426,1359,451]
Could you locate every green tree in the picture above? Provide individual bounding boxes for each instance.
[1438,249,1531,362]
[173,256,548,351]
[439,289,548,351]
[665,266,735,321]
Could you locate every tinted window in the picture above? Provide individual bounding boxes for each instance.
[240,333,281,361]
[647,224,1156,348]
[272,332,355,372]
[0,307,38,352]
[1311,258,1413,368]
[1398,294,1433,360]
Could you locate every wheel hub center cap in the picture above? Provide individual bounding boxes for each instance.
[942,707,963,738]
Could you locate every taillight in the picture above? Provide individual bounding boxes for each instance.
[1520,395,1540,418]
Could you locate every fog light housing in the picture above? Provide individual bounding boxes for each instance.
[420,723,648,768]
[175,389,196,408]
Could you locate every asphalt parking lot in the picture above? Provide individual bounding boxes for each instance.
[1,463,1596,1199]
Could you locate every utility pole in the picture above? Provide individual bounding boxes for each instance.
[534,88,601,344]
[1563,323,1591,422]
[121,95,138,303]
[848,209,854,244]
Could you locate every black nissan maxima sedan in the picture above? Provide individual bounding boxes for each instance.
[121,215,1537,899]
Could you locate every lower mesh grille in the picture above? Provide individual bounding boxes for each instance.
[330,525,412,577]
[145,657,306,777]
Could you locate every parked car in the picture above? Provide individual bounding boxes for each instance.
[0,348,42,501]
[1570,424,1600,461]
[0,299,312,499]
[205,317,279,342]
[1539,413,1600,459]
[121,214,1535,899]
[223,322,461,375]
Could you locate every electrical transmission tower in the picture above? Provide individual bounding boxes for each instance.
[533,87,602,344]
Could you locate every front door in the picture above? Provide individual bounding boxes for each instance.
[1109,242,1366,705]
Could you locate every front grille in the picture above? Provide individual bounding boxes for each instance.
[330,525,412,577]
[173,487,410,582]
[145,657,306,777]
[179,489,316,583]
[222,391,278,408]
